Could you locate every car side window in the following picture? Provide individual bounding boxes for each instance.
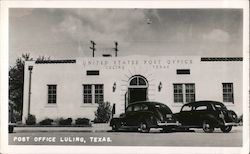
[126,106,132,112]
[195,105,207,111]
[181,105,192,111]
[214,104,227,110]
[134,105,141,111]
[141,104,148,111]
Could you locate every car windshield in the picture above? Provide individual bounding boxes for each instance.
[154,104,172,114]
[214,103,227,110]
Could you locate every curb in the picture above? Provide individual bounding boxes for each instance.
[11,125,112,133]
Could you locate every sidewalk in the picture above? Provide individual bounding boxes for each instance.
[13,123,112,133]
[12,124,243,133]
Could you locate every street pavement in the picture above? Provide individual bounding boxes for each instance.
[9,125,242,147]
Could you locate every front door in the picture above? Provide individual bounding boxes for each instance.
[128,88,147,104]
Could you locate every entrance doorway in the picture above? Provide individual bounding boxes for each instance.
[127,75,148,106]
[128,88,147,103]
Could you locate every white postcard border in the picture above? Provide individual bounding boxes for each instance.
[1,1,249,154]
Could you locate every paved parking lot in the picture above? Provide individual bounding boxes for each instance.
[9,126,242,146]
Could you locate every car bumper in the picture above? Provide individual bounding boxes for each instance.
[224,122,240,126]
[157,121,180,126]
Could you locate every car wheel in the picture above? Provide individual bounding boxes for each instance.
[140,121,150,133]
[112,123,121,132]
[202,120,214,133]
[220,126,232,133]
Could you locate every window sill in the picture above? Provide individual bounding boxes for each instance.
[223,102,235,106]
[80,104,98,107]
[44,104,57,108]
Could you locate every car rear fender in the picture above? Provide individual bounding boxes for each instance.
[201,114,220,126]
[137,112,157,126]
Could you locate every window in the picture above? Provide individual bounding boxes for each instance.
[129,75,147,86]
[134,105,141,111]
[195,105,207,111]
[95,84,104,104]
[173,84,183,103]
[222,83,234,103]
[126,106,132,112]
[141,104,148,111]
[83,84,104,104]
[214,104,227,110]
[48,85,57,104]
[185,84,195,103]
[83,85,92,103]
[181,105,192,111]
[176,69,190,75]
[87,70,99,76]
[173,83,195,103]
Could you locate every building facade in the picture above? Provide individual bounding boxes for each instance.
[22,56,243,123]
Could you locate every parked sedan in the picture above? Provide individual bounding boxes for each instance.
[110,101,179,133]
[174,101,239,133]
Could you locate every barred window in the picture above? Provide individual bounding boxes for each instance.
[222,83,234,103]
[48,85,57,104]
[173,83,195,103]
[185,84,195,103]
[95,84,104,104]
[83,85,92,103]
[173,84,183,103]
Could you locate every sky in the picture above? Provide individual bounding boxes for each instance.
[9,8,243,66]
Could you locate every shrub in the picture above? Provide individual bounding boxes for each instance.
[75,118,90,125]
[53,118,61,125]
[58,118,72,125]
[39,118,53,125]
[94,102,112,123]
[26,114,36,125]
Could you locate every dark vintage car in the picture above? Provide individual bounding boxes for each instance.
[110,101,179,133]
[174,101,239,133]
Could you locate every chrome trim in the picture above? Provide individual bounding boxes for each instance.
[224,122,239,126]
[158,121,180,126]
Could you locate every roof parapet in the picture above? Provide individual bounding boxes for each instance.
[35,59,76,64]
[201,57,243,61]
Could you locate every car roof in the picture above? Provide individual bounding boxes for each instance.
[128,101,166,106]
[127,101,173,113]
[183,100,225,106]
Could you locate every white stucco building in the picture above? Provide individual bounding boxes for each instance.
[22,56,243,123]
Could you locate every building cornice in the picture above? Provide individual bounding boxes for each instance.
[200,57,243,61]
[35,59,76,64]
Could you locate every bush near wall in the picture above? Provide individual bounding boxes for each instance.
[25,114,36,125]
[39,118,53,125]
[75,118,90,125]
[58,118,72,125]
[94,101,112,123]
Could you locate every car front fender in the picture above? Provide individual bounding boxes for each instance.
[110,118,122,126]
